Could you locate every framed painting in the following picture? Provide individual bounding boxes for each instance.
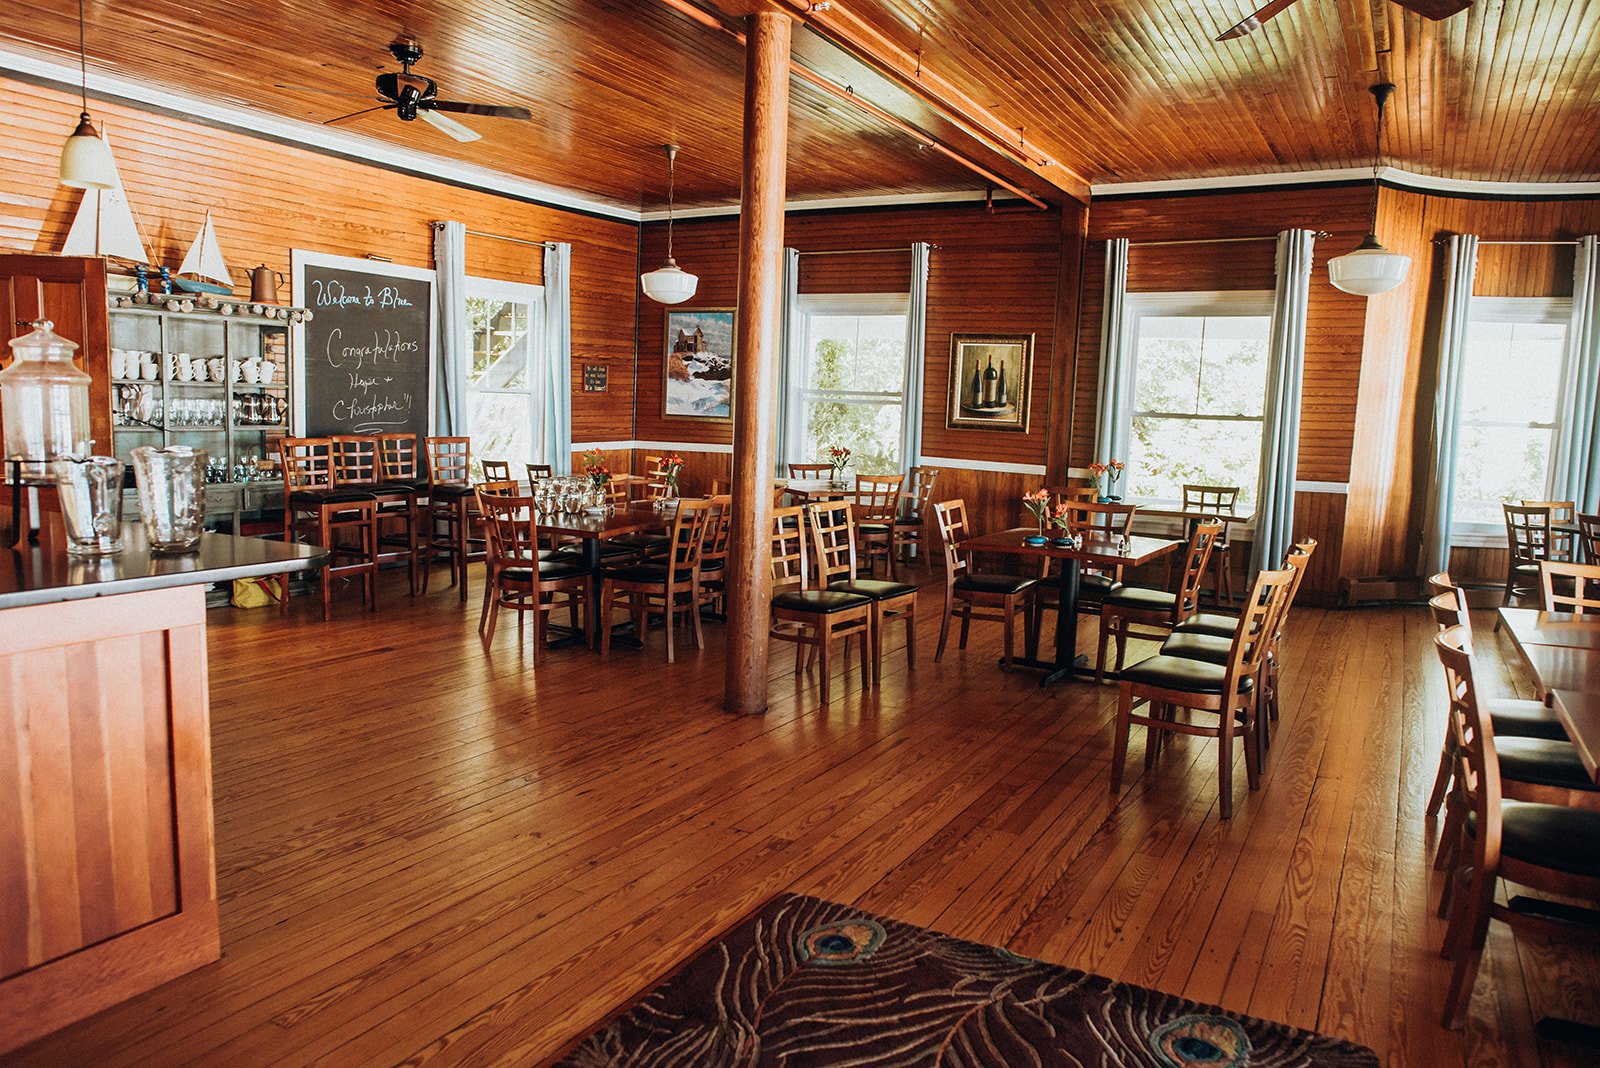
[946,333,1034,432]
[663,308,736,421]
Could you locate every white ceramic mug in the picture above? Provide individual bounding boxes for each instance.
[260,360,277,385]
[242,357,262,384]
[110,350,127,379]
[140,353,159,381]
[191,359,209,383]
[209,357,227,382]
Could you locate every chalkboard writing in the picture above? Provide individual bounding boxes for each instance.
[298,261,432,438]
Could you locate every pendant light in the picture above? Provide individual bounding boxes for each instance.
[640,144,698,305]
[1328,83,1410,297]
[59,0,117,190]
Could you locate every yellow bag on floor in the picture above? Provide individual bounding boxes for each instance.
[231,576,286,609]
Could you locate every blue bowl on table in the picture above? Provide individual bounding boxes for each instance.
[1022,535,1050,546]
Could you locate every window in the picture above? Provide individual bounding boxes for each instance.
[791,294,910,474]
[1123,293,1274,506]
[464,278,543,476]
[1451,297,1572,531]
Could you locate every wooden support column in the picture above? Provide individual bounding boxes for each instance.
[724,11,793,715]
[1045,200,1089,485]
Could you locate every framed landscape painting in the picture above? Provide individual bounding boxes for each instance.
[663,308,736,421]
[947,333,1034,432]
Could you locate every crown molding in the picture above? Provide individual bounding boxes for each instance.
[642,188,1010,223]
[1093,165,1600,200]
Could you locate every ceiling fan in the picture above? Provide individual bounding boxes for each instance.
[1217,0,1471,41]
[277,38,532,143]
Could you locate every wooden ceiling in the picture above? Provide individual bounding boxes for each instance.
[3,0,1597,214]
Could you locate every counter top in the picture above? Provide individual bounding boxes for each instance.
[0,524,325,610]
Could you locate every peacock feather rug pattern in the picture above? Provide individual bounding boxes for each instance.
[553,892,1378,1067]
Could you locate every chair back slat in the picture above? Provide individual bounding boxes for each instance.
[377,433,420,481]
[1539,560,1600,615]
[1176,520,1225,619]
[526,463,553,483]
[477,492,542,568]
[771,506,809,593]
[854,474,903,524]
[426,437,472,486]
[809,501,859,586]
[789,463,833,480]
[665,499,713,575]
[903,466,940,517]
[329,435,381,486]
[1434,623,1501,871]
[701,495,735,567]
[1182,484,1241,516]
[1579,512,1600,562]
[279,438,333,491]
[1503,503,1552,566]
[1274,538,1317,641]
[1223,565,1294,696]
[1059,500,1137,536]
[477,480,519,498]
[481,460,511,483]
[933,499,970,579]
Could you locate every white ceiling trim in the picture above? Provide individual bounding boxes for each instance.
[1093,165,1600,200]
[645,189,1011,222]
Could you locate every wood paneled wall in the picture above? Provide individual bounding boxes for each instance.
[0,76,639,444]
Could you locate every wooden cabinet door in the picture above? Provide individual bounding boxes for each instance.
[0,254,112,454]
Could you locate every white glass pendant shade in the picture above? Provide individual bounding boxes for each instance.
[59,113,117,190]
[640,258,698,304]
[1328,234,1411,296]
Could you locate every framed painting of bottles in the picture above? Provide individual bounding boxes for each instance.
[946,333,1033,432]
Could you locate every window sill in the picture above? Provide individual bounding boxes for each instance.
[1449,526,1508,549]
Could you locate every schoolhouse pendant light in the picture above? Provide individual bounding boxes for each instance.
[1329,83,1411,297]
[640,144,699,305]
[59,0,116,190]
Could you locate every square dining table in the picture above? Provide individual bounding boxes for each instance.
[534,500,671,648]
[1497,607,1600,781]
[957,528,1185,687]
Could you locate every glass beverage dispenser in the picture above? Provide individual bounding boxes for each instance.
[0,320,92,481]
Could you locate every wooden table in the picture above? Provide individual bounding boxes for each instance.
[1497,608,1600,651]
[538,501,671,648]
[1498,606,1600,772]
[1551,690,1600,785]
[781,478,851,504]
[957,528,1184,687]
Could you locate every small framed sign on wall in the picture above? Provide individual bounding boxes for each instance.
[583,364,608,392]
[946,333,1034,433]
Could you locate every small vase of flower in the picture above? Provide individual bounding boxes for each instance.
[1022,489,1052,544]
[661,452,684,499]
[827,445,851,486]
[1049,501,1078,547]
[1090,459,1124,503]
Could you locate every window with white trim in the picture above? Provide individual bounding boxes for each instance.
[1450,296,1572,534]
[1123,292,1274,507]
[790,294,910,475]
[464,277,543,477]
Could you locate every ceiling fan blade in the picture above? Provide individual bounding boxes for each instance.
[323,105,394,127]
[1216,0,1304,40]
[274,83,374,99]
[426,100,533,121]
[1387,0,1471,20]
[419,108,482,143]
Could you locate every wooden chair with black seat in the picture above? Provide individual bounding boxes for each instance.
[481,459,511,483]
[1431,622,1600,1029]
[421,436,481,599]
[330,435,422,597]
[808,500,919,687]
[476,488,594,651]
[931,499,1039,669]
[1182,484,1241,603]
[599,498,714,663]
[1521,498,1576,561]
[695,494,735,620]
[1096,520,1223,684]
[1029,499,1137,652]
[852,473,903,580]
[1539,559,1600,614]
[893,465,939,568]
[769,505,873,704]
[278,437,379,622]
[1501,503,1553,612]
[1110,563,1294,820]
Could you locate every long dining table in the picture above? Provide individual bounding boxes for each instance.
[1498,607,1600,784]
[958,528,1184,687]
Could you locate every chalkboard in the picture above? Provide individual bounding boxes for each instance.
[292,251,434,438]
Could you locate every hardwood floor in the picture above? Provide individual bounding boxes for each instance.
[7,572,1597,1066]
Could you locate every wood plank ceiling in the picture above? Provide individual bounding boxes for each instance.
[3,0,1597,212]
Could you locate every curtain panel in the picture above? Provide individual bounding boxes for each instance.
[901,242,931,473]
[540,242,574,475]
[431,220,469,437]
[1551,234,1600,512]
[1092,238,1132,470]
[1420,234,1481,576]
[776,247,800,477]
[1249,229,1316,574]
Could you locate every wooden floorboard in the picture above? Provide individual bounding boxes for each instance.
[5,571,1589,1066]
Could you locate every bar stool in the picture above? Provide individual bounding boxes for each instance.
[331,435,421,595]
[278,437,378,621]
[423,436,481,601]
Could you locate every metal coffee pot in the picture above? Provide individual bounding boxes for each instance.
[247,265,285,304]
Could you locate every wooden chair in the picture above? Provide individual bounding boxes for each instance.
[376,432,427,492]
[331,434,421,596]
[809,500,919,687]
[481,459,511,483]
[1579,512,1600,563]
[1027,499,1138,657]
[1431,623,1600,1029]
[526,463,553,483]
[852,473,903,579]
[1522,499,1576,561]
[789,463,833,480]
[599,498,713,663]
[641,454,673,501]
[695,494,734,619]
[931,499,1038,669]
[768,505,872,704]
[476,489,594,650]
[278,437,378,622]
[894,465,940,567]
[1110,564,1294,820]
[1182,484,1241,603]
[1096,520,1222,683]
[423,436,481,600]
[1539,559,1600,615]
[1502,503,1552,609]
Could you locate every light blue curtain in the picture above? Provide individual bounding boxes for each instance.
[1249,229,1316,573]
[431,220,468,435]
[775,247,800,478]
[1551,235,1600,511]
[1421,234,1481,576]
[1093,238,1132,470]
[539,242,574,475]
[901,242,931,473]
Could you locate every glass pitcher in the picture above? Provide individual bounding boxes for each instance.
[53,455,124,556]
[132,445,206,552]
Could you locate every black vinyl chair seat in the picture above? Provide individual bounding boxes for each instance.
[773,589,872,614]
[504,559,595,582]
[605,562,694,585]
[1487,698,1570,741]
[700,557,727,574]
[1160,631,1233,666]
[953,573,1038,596]
[612,533,671,552]
[857,522,892,536]
[289,488,378,508]
[829,579,918,601]
[1497,737,1600,792]
[374,480,424,496]
[895,512,922,527]
[1103,585,1178,612]
[1119,653,1252,695]
[427,481,475,500]
[1080,573,1120,597]
[1467,801,1600,878]
[1172,610,1242,638]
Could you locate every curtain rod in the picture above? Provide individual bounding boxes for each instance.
[1468,239,1581,247]
[1123,231,1331,248]
[432,221,558,249]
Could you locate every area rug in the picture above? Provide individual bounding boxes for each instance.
[552,892,1378,1066]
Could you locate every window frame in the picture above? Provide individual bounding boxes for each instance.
[1119,290,1276,518]
[788,292,912,472]
[1448,294,1573,546]
[462,275,545,471]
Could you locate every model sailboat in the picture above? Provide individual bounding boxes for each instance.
[61,131,150,268]
[172,211,235,296]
